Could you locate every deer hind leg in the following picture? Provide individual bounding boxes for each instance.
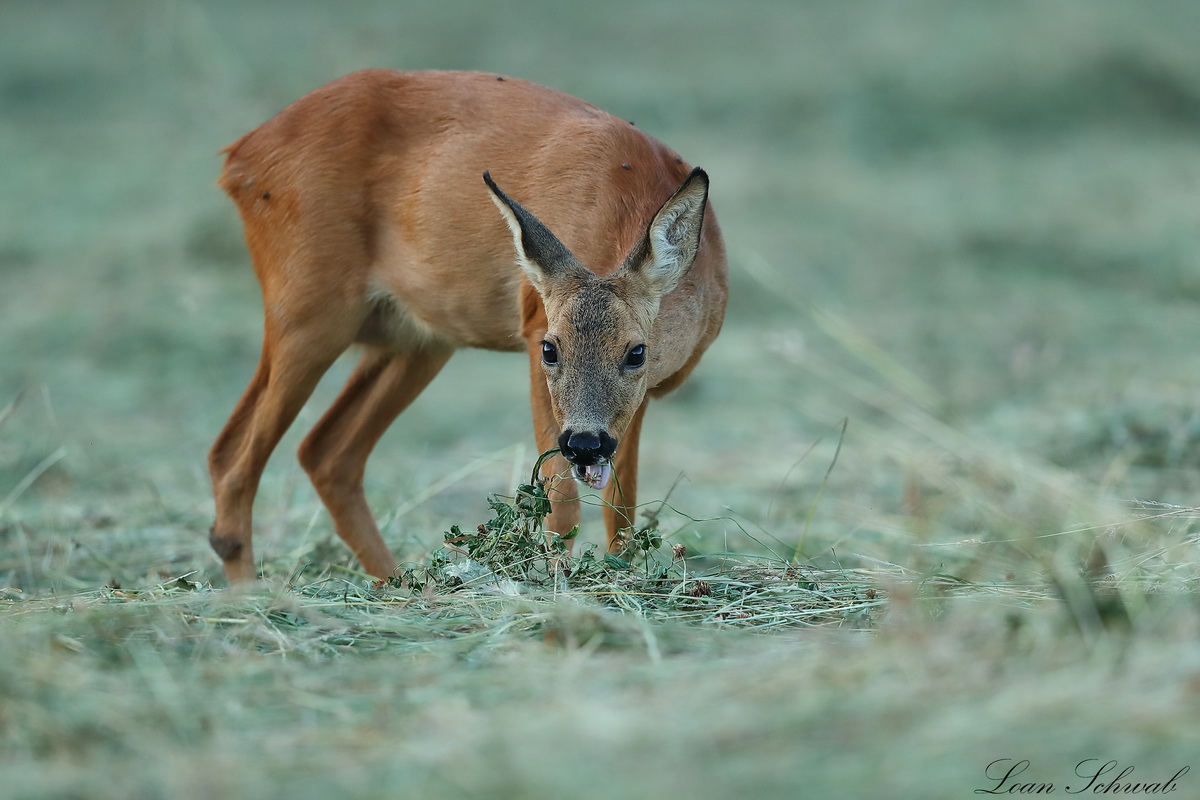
[208,317,359,583]
[603,399,648,554]
[297,342,453,579]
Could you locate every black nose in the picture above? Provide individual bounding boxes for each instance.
[558,429,617,465]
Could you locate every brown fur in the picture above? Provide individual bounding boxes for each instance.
[208,70,728,582]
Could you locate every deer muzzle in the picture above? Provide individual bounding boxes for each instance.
[558,429,617,489]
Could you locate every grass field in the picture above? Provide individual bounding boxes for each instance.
[4,1,1200,798]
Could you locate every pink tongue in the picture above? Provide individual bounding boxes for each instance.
[583,463,611,490]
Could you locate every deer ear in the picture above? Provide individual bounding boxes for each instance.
[485,172,588,295]
[623,167,709,297]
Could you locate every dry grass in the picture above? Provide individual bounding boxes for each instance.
[4,558,1199,800]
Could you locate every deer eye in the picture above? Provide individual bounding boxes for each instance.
[624,344,647,369]
[541,340,559,366]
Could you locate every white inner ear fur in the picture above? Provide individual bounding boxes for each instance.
[644,185,706,297]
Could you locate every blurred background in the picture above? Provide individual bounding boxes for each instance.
[4,0,1200,588]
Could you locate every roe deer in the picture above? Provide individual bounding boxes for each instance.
[207,70,728,582]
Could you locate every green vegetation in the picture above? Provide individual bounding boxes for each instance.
[4,1,1200,797]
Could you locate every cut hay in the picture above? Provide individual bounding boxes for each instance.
[375,450,886,631]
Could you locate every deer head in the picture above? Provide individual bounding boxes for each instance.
[485,168,709,489]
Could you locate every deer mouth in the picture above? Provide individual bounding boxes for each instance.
[572,460,611,490]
